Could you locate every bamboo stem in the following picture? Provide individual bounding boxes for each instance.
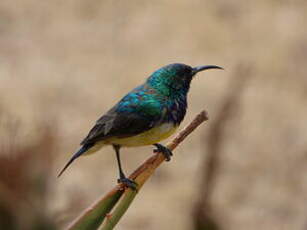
[65,187,124,230]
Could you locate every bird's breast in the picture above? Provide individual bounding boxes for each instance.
[105,123,178,147]
[164,97,187,125]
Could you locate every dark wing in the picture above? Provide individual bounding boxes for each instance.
[80,108,155,145]
[81,84,164,145]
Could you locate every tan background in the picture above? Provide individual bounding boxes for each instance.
[0,1,307,229]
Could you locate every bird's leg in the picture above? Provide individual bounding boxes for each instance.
[113,144,137,190]
[153,143,173,161]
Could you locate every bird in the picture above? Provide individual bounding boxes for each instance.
[58,63,222,189]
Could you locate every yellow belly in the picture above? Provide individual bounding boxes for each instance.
[105,123,178,147]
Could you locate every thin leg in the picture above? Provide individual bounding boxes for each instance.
[153,143,173,161]
[113,144,137,190]
[114,144,125,179]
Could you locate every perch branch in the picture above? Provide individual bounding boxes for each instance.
[66,110,208,230]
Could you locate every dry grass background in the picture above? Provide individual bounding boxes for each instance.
[0,0,307,229]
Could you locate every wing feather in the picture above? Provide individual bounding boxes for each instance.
[80,108,155,145]
[81,84,163,145]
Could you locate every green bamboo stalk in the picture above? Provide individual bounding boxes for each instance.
[66,187,124,230]
[100,190,137,230]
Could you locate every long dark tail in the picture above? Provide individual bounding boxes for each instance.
[57,143,94,177]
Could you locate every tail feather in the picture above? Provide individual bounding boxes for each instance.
[57,143,94,178]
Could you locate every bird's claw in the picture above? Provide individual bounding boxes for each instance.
[117,177,138,190]
[153,143,173,161]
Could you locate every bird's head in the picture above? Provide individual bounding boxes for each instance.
[147,63,223,95]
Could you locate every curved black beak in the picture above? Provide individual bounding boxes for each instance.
[192,65,224,75]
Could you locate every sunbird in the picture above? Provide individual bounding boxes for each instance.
[58,63,222,188]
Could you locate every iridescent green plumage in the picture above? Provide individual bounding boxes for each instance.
[58,63,223,188]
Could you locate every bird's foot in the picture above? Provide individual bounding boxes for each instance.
[153,143,173,161]
[117,177,137,190]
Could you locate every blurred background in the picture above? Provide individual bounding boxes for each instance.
[1,0,307,229]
